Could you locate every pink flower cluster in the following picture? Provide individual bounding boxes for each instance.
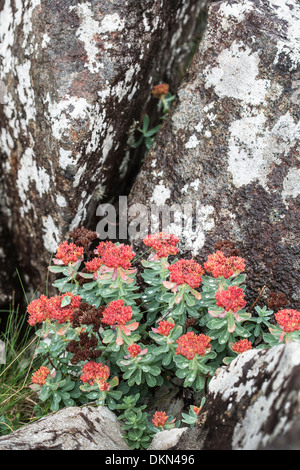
[215,286,246,313]
[27,293,81,326]
[54,242,84,265]
[204,251,245,279]
[152,411,169,428]
[231,339,252,354]
[127,343,141,358]
[31,366,51,386]
[101,300,133,326]
[275,309,300,333]
[85,257,102,273]
[143,232,179,259]
[176,331,211,360]
[168,259,205,289]
[155,320,175,337]
[95,241,135,270]
[80,361,110,389]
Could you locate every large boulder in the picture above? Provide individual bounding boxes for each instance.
[0,0,207,303]
[128,0,300,308]
[172,342,300,450]
[0,405,130,450]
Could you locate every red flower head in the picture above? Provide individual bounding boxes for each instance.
[152,411,169,428]
[156,320,175,337]
[168,259,205,289]
[232,339,252,354]
[176,331,211,360]
[151,84,169,99]
[193,406,201,415]
[101,300,133,326]
[27,295,50,326]
[95,241,135,270]
[80,361,110,386]
[31,366,51,386]
[85,257,102,273]
[48,293,81,324]
[215,286,246,313]
[27,293,81,326]
[143,232,179,259]
[127,343,141,358]
[204,251,245,279]
[275,309,300,333]
[54,241,84,265]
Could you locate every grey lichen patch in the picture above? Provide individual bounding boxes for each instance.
[203,41,271,106]
[227,111,299,191]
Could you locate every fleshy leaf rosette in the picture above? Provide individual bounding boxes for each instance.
[79,361,121,405]
[264,309,300,345]
[173,332,216,391]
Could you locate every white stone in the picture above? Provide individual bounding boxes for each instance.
[148,428,188,450]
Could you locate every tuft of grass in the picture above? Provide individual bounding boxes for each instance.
[0,304,43,435]
[0,271,50,436]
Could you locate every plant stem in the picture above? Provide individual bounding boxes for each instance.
[248,286,266,313]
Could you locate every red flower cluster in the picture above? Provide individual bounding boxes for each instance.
[176,332,211,360]
[232,339,252,354]
[215,286,246,313]
[80,361,110,386]
[156,320,175,337]
[168,259,205,289]
[204,251,245,279]
[95,241,135,269]
[31,366,50,386]
[151,84,169,99]
[275,309,300,333]
[101,300,133,326]
[127,343,141,358]
[143,232,179,259]
[50,293,81,324]
[27,293,81,326]
[27,295,49,325]
[54,241,84,265]
[193,406,201,415]
[152,411,169,428]
[85,257,102,273]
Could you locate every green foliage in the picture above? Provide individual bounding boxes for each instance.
[131,86,175,154]
[17,235,300,448]
[0,304,44,436]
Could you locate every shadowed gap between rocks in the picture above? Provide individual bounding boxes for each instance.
[0,5,209,334]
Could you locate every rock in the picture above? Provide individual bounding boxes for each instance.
[148,427,188,450]
[0,405,130,450]
[171,342,300,450]
[128,0,300,308]
[0,0,208,303]
[260,418,300,450]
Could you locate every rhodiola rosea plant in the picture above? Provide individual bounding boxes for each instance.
[27,228,300,449]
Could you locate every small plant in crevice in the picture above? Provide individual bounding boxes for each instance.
[22,229,300,449]
[131,83,175,154]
